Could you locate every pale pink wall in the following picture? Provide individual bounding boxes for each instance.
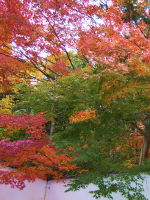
[45,179,125,200]
[45,177,150,200]
[1,170,150,200]
[0,179,46,200]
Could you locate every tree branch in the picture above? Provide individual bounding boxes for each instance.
[130,122,145,136]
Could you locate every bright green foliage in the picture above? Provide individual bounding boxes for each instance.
[52,69,150,199]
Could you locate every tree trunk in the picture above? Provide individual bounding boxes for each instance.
[50,121,55,137]
[139,133,150,165]
[49,105,55,138]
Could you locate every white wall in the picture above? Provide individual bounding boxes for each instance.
[45,177,150,200]
[0,179,46,200]
[1,174,150,200]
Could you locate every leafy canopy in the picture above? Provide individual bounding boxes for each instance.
[0,0,150,199]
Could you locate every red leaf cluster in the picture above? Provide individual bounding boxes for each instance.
[0,113,78,189]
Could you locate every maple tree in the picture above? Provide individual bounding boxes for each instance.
[0,0,150,199]
[13,69,150,198]
[0,113,85,189]
[0,0,96,92]
[76,0,150,165]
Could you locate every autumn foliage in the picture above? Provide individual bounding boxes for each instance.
[0,0,150,198]
[0,113,79,189]
[69,109,96,123]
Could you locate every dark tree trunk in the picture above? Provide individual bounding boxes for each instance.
[139,132,150,165]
